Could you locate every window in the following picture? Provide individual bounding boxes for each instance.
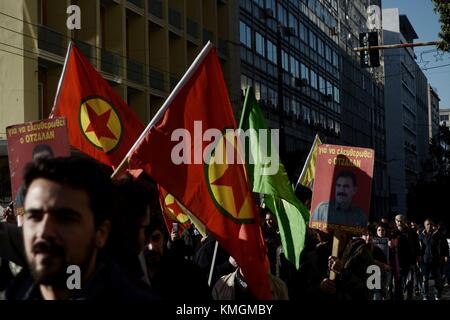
[253,0,264,7]
[316,2,324,20]
[440,115,449,121]
[332,50,339,68]
[301,63,309,83]
[292,100,300,118]
[254,81,261,101]
[284,97,290,113]
[328,117,334,130]
[255,32,266,57]
[240,74,250,92]
[267,40,277,64]
[239,21,252,48]
[311,109,318,124]
[282,50,289,71]
[277,3,288,26]
[326,80,333,96]
[310,69,318,89]
[335,121,341,135]
[333,86,340,103]
[319,76,326,94]
[331,0,338,11]
[266,0,276,12]
[302,105,311,123]
[290,56,299,78]
[300,23,308,43]
[325,44,332,62]
[288,13,298,35]
[320,113,326,127]
[309,30,317,51]
[317,38,324,56]
[308,0,316,10]
[268,87,278,108]
[260,83,268,102]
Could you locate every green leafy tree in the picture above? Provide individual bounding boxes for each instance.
[433,0,450,51]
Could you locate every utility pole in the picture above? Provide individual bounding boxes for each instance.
[353,40,440,52]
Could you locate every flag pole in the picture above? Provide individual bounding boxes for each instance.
[111,41,215,179]
[208,240,219,287]
[49,41,73,118]
[295,133,319,189]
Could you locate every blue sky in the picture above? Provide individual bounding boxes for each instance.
[384,0,450,108]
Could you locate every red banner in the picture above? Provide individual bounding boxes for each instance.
[6,117,70,216]
[310,144,374,234]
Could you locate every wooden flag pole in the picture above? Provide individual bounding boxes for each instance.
[329,229,341,281]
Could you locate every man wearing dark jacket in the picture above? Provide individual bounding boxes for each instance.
[419,219,447,300]
[3,157,158,300]
[394,214,420,299]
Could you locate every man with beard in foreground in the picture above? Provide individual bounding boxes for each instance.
[5,157,158,300]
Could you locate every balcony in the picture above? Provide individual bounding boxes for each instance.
[203,28,213,45]
[75,40,93,60]
[218,38,228,59]
[169,8,182,31]
[127,0,143,8]
[38,25,66,56]
[148,0,163,19]
[127,58,144,84]
[101,49,122,77]
[149,68,165,91]
[170,77,178,91]
[187,18,199,39]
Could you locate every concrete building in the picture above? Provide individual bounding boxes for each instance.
[440,108,450,128]
[338,0,387,219]
[382,8,432,216]
[416,65,430,178]
[0,0,389,218]
[0,0,238,203]
[428,86,440,139]
[239,0,388,219]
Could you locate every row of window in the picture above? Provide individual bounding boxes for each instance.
[251,0,338,29]
[241,21,340,104]
[241,75,341,135]
[240,20,339,68]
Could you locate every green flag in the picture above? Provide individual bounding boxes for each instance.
[238,87,309,269]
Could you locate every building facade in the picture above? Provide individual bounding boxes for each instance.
[239,0,387,219]
[428,85,440,139]
[440,108,450,128]
[0,0,389,218]
[0,0,239,204]
[382,8,432,216]
[337,0,387,219]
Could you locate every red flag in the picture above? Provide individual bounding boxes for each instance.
[129,44,271,299]
[158,185,191,236]
[50,42,144,167]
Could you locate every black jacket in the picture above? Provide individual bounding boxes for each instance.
[5,260,159,300]
[419,230,444,266]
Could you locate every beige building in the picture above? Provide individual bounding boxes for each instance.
[440,108,450,129]
[0,0,240,203]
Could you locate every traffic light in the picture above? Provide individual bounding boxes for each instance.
[359,32,380,68]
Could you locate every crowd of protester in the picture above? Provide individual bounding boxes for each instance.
[0,156,449,300]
